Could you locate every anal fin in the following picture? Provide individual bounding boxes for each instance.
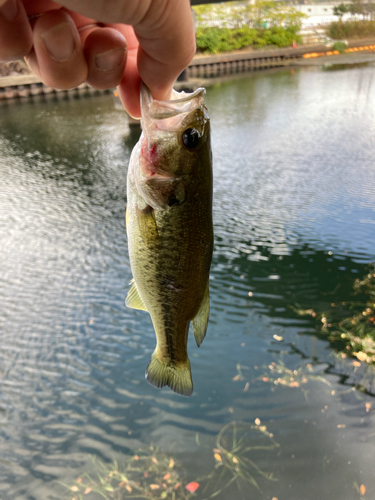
[126,279,148,311]
[192,282,210,347]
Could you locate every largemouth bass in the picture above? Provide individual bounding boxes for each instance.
[126,84,213,396]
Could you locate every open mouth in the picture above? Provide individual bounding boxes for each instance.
[140,83,206,132]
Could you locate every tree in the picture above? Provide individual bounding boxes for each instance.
[333,3,350,18]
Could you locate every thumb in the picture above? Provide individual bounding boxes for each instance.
[57,0,196,99]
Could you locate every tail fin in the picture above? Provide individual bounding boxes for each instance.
[145,352,193,397]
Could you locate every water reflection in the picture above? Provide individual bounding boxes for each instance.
[0,65,374,499]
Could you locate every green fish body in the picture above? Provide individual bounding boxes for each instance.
[126,85,213,396]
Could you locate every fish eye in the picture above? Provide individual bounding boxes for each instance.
[182,128,200,149]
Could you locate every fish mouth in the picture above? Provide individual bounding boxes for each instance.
[140,82,206,131]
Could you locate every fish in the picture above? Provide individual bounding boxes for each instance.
[125,83,213,396]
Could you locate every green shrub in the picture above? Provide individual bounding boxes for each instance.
[196,26,258,53]
[196,25,301,53]
[332,41,348,52]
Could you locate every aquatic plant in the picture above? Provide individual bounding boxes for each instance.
[64,447,192,500]
[290,264,375,366]
[200,421,279,497]
[64,422,280,500]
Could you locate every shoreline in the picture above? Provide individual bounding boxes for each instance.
[1,37,375,101]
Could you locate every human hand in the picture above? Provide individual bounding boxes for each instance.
[0,0,196,117]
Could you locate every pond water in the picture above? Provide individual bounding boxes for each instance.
[0,63,375,500]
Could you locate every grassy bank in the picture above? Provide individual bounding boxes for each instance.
[328,20,375,39]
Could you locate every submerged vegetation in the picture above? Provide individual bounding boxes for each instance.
[64,448,191,500]
[64,423,279,500]
[193,0,304,53]
[291,264,375,366]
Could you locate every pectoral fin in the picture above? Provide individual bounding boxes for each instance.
[126,279,148,311]
[137,205,159,243]
[192,282,210,347]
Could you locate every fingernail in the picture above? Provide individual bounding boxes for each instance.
[95,48,126,71]
[0,0,18,21]
[41,22,76,62]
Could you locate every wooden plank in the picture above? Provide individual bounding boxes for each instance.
[0,74,41,88]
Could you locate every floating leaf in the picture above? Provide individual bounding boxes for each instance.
[174,483,180,490]
[273,335,283,341]
[126,484,132,493]
[337,424,346,429]
[163,473,171,480]
[150,484,160,490]
[243,382,250,392]
[355,352,367,362]
[186,482,200,493]
[365,402,372,412]
[254,418,261,426]
[214,453,222,462]
[71,486,79,492]
[84,488,92,495]
[151,457,158,464]
[360,484,366,495]
[289,381,300,388]
[134,455,139,460]
[232,457,239,464]
[119,480,127,487]
[169,459,175,468]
